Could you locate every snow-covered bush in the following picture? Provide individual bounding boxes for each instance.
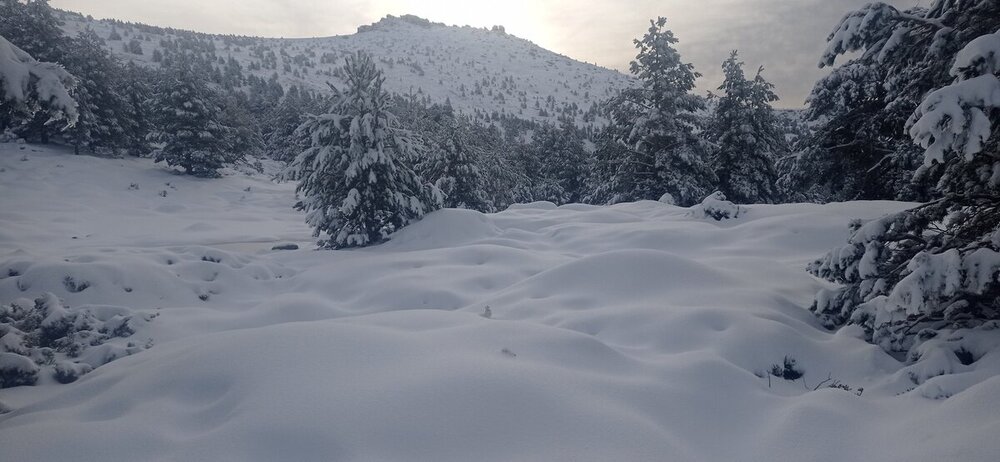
[0,293,146,388]
[810,2,1000,354]
[769,356,804,381]
[690,191,740,221]
[0,34,77,131]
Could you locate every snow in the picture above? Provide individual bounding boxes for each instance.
[951,28,1000,80]
[0,35,77,125]
[908,74,1000,163]
[908,28,1000,163]
[56,12,632,128]
[1,143,999,461]
[688,191,740,220]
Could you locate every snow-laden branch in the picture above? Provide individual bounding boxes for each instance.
[0,35,77,127]
[908,74,1000,164]
[951,29,1000,81]
[820,2,945,68]
[908,29,1000,165]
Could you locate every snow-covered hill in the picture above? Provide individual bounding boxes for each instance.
[2,143,998,461]
[56,11,634,126]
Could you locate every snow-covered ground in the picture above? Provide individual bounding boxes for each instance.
[1,143,998,461]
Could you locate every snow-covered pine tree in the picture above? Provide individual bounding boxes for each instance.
[219,90,264,162]
[0,0,66,64]
[470,119,532,211]
[287,51,438,248]
[809,0,1000,353]
[148,57,239,176]
[0,34,76,132]
[266,85,320,162]
[709,51,782,204]
[593,17,715,206]
[780,0,999,203]
[119,61,154,156]
[0,0,72,143]
[63,29,130,155]
[422,113,491,211]
[532,118,588,205]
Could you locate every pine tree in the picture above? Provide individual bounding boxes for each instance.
[0,0,66,63]
[421,113,490,211]
[148,58,238,176]
[0,34,77,132]
[781,0,1000,203]
[808,0,1000,354]
[119,62,154,155]
[709,51,782,204]
[0,0,70,142]
[62,29,129,154]
[287,51,438,248]
[532,119,588,205]
[219,90,264,162]
[593,17,715,206]
[265,85,314,162]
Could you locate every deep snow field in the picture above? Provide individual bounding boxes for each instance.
[1,142,998,461]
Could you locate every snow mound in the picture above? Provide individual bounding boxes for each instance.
[1,143,998,461]
[381,208,501,250]
[690,191,741,220]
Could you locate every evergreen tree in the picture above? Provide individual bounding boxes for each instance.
[62,29,129,154]
[0,34,77,132]
[593,17,715,206]
[219,90,264,162]
[421,112,490,211]
[709,51,782,204]
[780,0,999,203]
[265,85,315,162]
[532,119,588,205]
[119,61,154,155]
[148,58,238,176]
[0,0,70,142]
[808,0,1000,354]
[287,51,438,248]
[0,0,66,63]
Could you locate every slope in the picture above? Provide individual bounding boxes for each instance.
[56,11,634,127]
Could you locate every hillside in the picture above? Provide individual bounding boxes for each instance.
[2,143,998,461]
[56,11,634,127]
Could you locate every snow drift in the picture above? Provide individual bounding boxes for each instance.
[1,143,998,461]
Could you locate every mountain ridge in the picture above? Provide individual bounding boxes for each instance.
[55,10,635,128]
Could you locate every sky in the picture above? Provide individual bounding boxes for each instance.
[49,0,912,108]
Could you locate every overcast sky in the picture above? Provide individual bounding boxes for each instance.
[50,0,912,108]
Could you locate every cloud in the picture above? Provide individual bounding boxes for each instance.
[50,0,913,107]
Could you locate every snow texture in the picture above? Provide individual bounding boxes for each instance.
[1,143,998,461]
